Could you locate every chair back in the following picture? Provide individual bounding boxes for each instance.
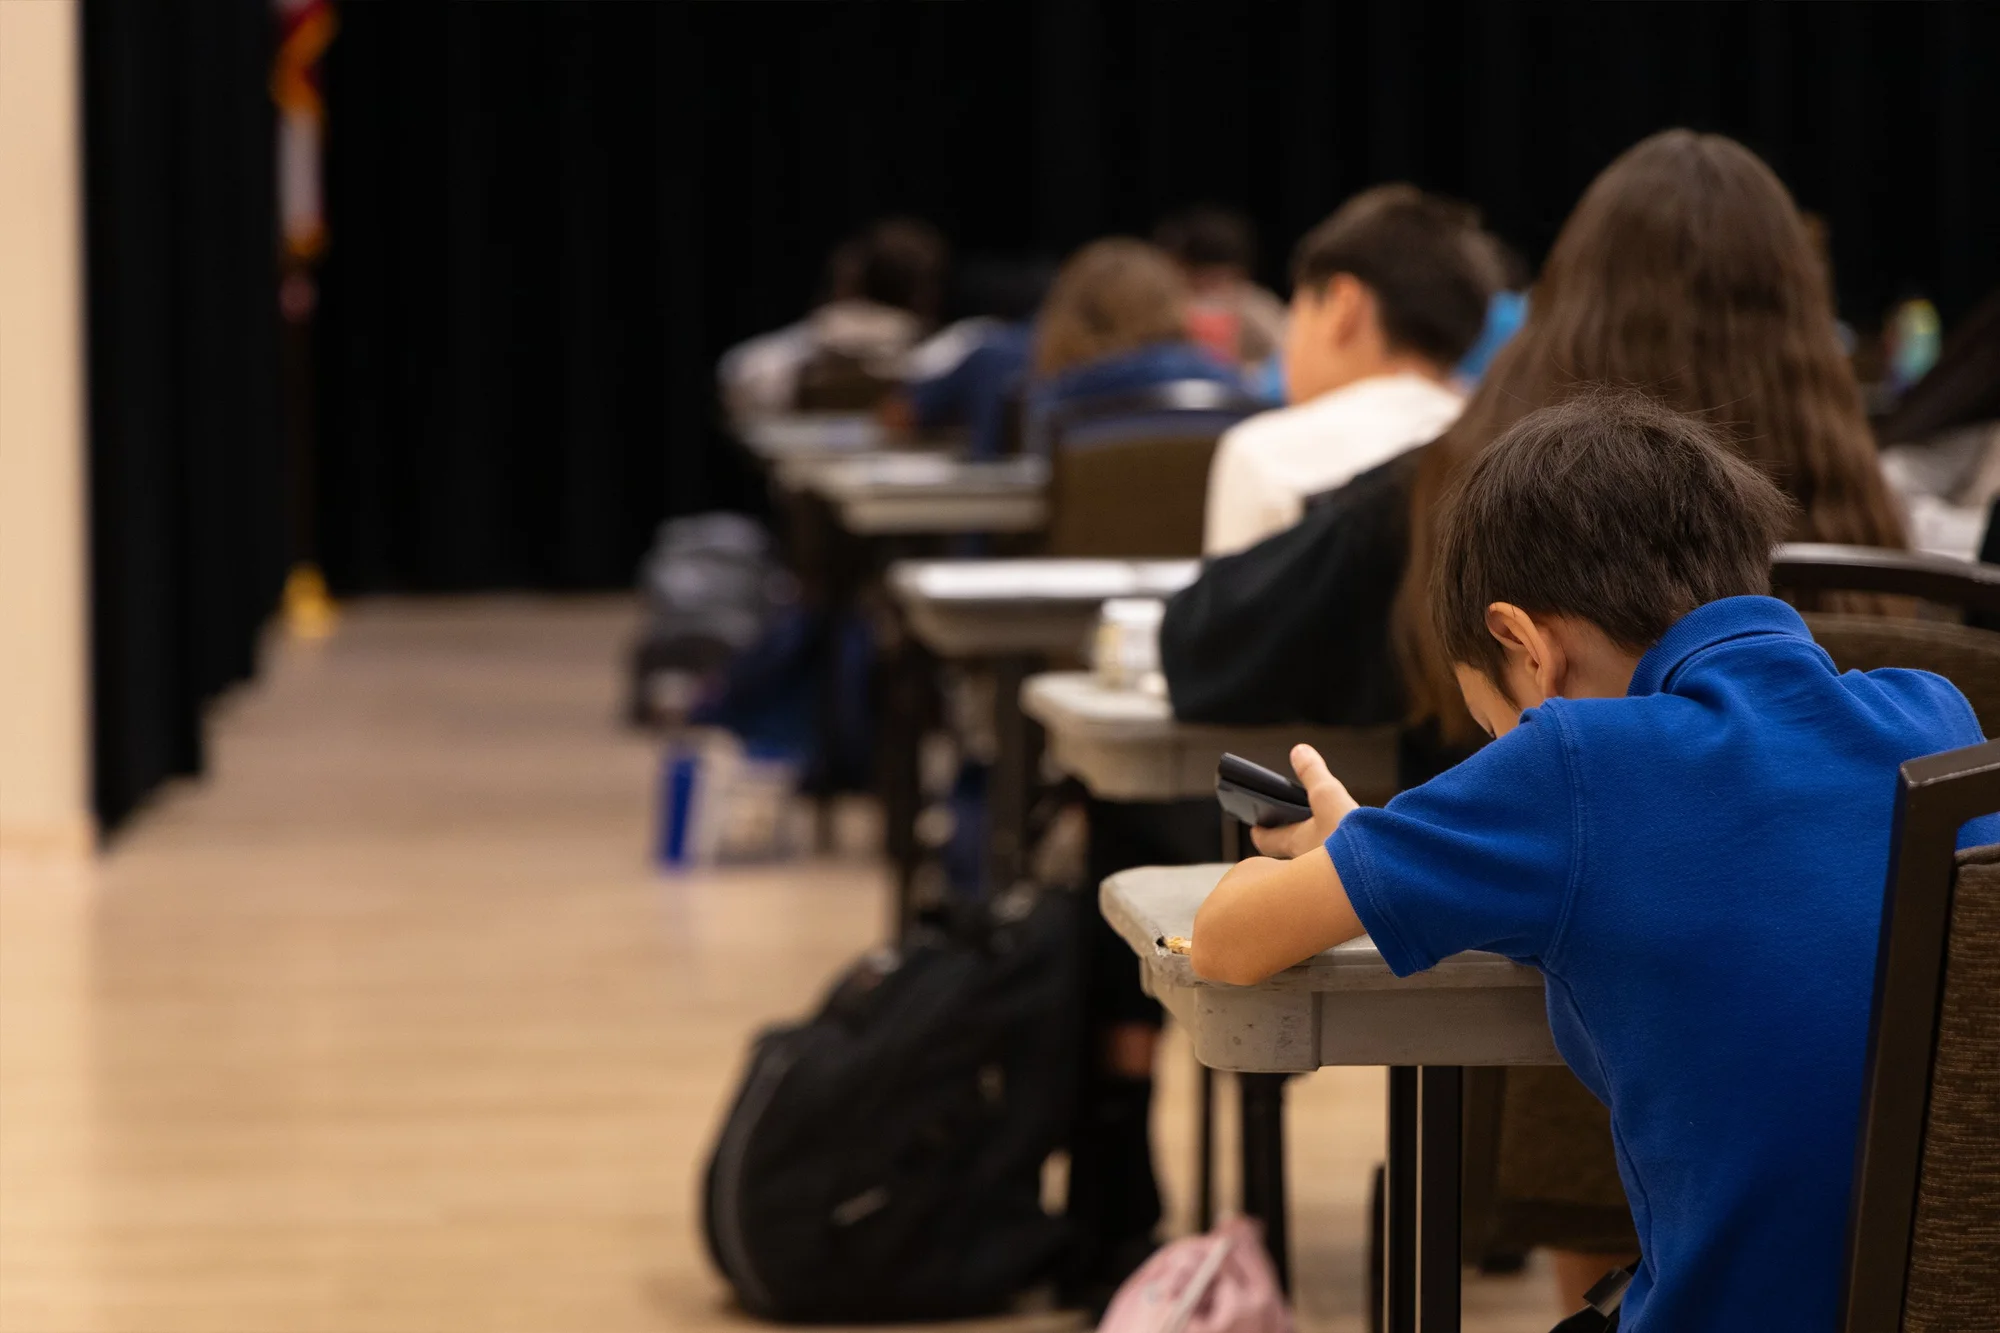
[1041,380,1262,557]
[1840,740,2000,1333]
[1773,544,2000,735]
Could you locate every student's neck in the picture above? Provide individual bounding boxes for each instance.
[1322,353,1449,396]
[1369,351,1450,385]
[1562,647,1646,701]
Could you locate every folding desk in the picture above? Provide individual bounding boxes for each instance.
[889,557,1198,659]
[734,412,886,465]
[1103,863,1563,1333]
[885,560,1199,910]
[805,453,1048,537]
[1020,671,1398,806]
[749,442,1045,862]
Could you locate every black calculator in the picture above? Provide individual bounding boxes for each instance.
[1215,752,1313,828]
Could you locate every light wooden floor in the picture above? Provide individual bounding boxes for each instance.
[0,597,1563,1333]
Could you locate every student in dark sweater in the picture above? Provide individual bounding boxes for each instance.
[1160,128,1913,1314]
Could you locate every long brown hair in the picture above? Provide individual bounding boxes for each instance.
[1395,129,1907,742]
[1034,238,1189,377]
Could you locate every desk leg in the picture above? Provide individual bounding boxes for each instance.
[1417,1066,1463,1332]
[1223,811,1291,1286]
[1198,813,1244,1239]
[1195,1065,1215,1231]
[800,491,850,853]
[986,653,1040,896]
[1212,813,1291,1285]
[1239,1072,1290,1293]
[878,630,931,940]
[1385,1066,1418,1333]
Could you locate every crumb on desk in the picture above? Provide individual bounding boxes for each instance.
[1160,935,1192,956]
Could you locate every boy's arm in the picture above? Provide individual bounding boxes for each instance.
[1191,846,1365,985]
[1192,743,1367,985]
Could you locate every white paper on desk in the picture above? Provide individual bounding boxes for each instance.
[743,414,883,454]
[839,453,960,486]
[1128,560,1201,595]
[910,558,1200,601]
[831,453,1049,490]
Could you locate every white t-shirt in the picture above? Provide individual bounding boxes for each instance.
[1202,372,1466,556]
[718,301,923,420]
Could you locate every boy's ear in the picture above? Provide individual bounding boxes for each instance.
[1323,273,1368,344]
[1484,602,1536,656]
[1485,602,1567,700]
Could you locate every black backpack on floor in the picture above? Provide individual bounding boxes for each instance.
[701,886,1082,1323]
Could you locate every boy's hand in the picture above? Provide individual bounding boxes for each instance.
[1249,744,1358,859]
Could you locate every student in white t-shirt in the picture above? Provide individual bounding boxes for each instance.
[718,218,948,420]
[1203,186,1504,555]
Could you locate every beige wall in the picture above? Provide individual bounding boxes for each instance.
[0,0,93,859]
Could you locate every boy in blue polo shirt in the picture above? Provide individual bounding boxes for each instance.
[1190,390,1998,1332]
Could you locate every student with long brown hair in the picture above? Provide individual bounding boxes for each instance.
[1394,129,1906,745]
[1158,128,1907,1313]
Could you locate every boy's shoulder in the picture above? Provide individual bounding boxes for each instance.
[1415,639,1984,831]
[1224,373,1458,448]
[1546,652,1981,740]
[1219,386,1353,448]
[1834,662,1985,736]
[1527,651,1988,823]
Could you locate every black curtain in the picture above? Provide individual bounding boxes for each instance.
[83,0,286,834]
[316,1,2000,596]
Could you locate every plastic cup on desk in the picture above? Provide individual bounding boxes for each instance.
[1093,598,1167,697]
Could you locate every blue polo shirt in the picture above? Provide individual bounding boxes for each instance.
[1326,596,1999,1333]
[906,321,1033,459]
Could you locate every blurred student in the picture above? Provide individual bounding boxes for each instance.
[718,217,948,419]
[1165,129,1908,743]
[1160,128,1911,1313]
[1154,205,1288,372]
[882,258,1057,459]
[1191,391,1996,1333]
[1876,287,2000,561]
[1023,238,1246,453]
[1202,186,1503,556]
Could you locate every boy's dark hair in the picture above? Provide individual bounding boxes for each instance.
[1290,184,1502,367]
[1432,389,1798,694]
[1154,205,1257,272]
[840,217,948,321]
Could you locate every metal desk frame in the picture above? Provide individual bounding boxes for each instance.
[1103,862,1562,1333]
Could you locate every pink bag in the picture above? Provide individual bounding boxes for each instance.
[1097,1215,1293,1333]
